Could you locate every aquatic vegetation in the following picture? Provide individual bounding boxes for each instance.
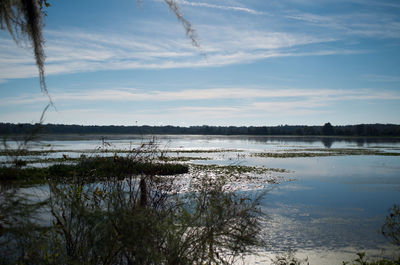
[187,164,290,191]
[0,154,212,166]
[158,155,211,162]
[0,156,189,185]
[253,152,332,158]
[191,164,290,174]
[253,148,400,158]
[59,156,189,179]
[163,148,244,153]
[0,156,81,165]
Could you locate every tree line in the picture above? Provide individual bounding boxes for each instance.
[1,122,400,136]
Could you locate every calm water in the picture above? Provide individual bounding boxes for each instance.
[3,135,400,264]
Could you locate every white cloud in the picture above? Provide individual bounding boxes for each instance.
[285,10,400,39]
[2,86,399,125]
[2,87,399,107]
[175,0,264,15]
[0,87,333,105]
[194,23,338,51]
[0,22,343,81]
[1,0,397,82]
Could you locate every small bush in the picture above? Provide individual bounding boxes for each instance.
[382,205,400,246]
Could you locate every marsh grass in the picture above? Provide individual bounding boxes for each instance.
[0,156,189,186]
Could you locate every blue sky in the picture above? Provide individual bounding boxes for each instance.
[1,0,400,126]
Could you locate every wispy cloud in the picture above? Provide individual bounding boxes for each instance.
[175,0,264,15]
[2,87,399,106]
[0,104,323,125]
[0,25,340,81]
[1,0,397,82]
[349,0,400,9]
[285,10,400,39]
[362,74,400,83]
[2,86,399,125]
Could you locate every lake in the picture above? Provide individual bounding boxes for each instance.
[2,135,400,264]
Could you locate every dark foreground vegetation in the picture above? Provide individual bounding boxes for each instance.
[2,122,400,137]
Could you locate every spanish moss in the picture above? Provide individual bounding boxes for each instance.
[0,0,51,103]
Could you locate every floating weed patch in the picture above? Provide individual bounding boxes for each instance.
[283,148,368,152]
[253,148,400,158]
[163,149,244,153]
[265,167,292,173]
[190,164,290,174]
[184,164,292,191]
[253,152,333,158]
[158,156,211,162]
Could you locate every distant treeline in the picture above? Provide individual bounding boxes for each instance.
[1,122,400,136]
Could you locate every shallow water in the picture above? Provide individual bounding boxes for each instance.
[2,135,400,264]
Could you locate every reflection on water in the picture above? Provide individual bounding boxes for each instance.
[2,135,400,264]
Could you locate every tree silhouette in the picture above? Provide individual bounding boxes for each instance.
[322,122,334,135]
